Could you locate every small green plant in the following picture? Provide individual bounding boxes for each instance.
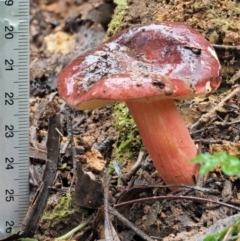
[203,218,240,241]
[42,193,75,220]
[55,216,93,241]
[193,152,240,240]
[192,152,240,177]
[59,162,67,170]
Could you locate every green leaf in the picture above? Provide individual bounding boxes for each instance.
[192,152,240,177]
[59,162,67,170]
[222,155,240,177]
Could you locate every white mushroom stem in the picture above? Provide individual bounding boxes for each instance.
[126,99,198,189]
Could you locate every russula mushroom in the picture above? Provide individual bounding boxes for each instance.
[57,22,221,187]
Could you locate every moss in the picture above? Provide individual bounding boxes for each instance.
[112,103,143,163]
[105,0,128,38]
[42,193,76,220]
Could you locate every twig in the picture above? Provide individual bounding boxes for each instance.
[215,119,240,126]
[190,126,215,135]
[109,206,154,241]
[216,115,240,131]
[72,115,86,129]
[104,175,111,238]
[113,160,128,185]
[146,184,220,195]
[191,86,240,130]
[116,184,221,211]
[212,44,240,51]
[228,69,240,85]
[57,128,71,155]
[60,138,71,154]
[104,175,120,241]
[194,139,223,144]
[64,106,77,171]
[113,151,145,185]
[31,91,58,127]
[169,184,220,195]
[29,146,47,161]
[20,114,60,237]
[124,151,145,181]
[114,195,240,212]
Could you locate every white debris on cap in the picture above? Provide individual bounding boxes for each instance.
[205,81,212,92]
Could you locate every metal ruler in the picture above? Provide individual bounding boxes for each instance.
[0,0,29,238]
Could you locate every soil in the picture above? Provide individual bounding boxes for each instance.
[25,0,240,240]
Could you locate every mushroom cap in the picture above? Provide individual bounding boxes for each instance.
[57,22,221,110]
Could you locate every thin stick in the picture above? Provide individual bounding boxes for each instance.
[125,151,145,181]
[132,183,221,194]
[65,106,77,171]
[114,195,240,212]
[212,44,240,51]
[113,151,145,185]
[191,86,240,130]
[194,139,223,144]
[104,176,119,241]
[20,115,61,236]
[113,160,128,185]
[190,126,215,135]
[109,206,154,241]
[215,119,240,126]
[228,69,240,85]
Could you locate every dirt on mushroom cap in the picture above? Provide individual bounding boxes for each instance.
[57,22,221,110]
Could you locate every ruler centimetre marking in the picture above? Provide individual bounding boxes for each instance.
[0,0,29,238]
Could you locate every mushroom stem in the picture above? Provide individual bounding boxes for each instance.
[126,99,198,188]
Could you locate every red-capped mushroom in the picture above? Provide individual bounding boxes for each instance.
[57,22,221,188]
